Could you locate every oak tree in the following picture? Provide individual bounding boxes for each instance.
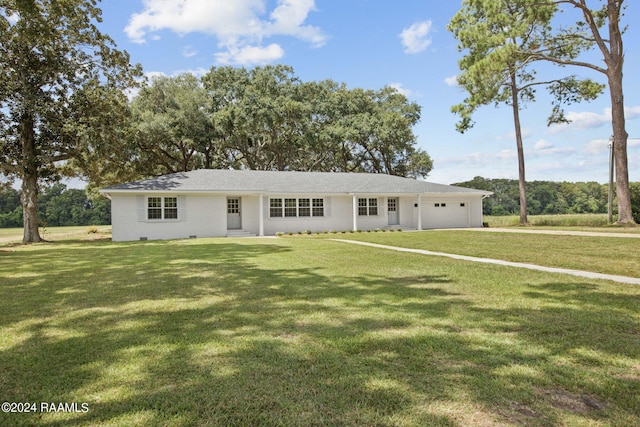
[130,74,218,175]
[0,0,141,242]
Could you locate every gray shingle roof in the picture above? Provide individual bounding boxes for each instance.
[100,169,492,196]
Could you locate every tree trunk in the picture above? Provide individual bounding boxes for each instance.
[21,175,41,243]
[606,1,635,224]
[20,112,43,243]
[609,74,633,224]
[510,72,528,225]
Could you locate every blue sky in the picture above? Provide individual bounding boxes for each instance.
[97,0,640,185]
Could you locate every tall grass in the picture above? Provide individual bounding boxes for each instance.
[485,213,610,227]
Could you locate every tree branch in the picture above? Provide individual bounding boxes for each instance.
[550,0,613,61]
[0,162,20,174]
[528,51,607,74]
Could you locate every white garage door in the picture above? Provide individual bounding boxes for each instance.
[423,201,470,228]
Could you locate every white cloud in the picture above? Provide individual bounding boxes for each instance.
[389,83,412,97]
[125,0,325,65]
[550,106,640,134]
[215,43,285,65]
[399,20,432,54]
[534,140,553,150]
[267,0,325,47]
[625,105,640,119]
[444,75,458,86]
[585,138,611,155]
[495,128,532,141]
[496,149,517,160]
[125,0,265,42]
[440,149,517,168]
[566,110,610,130]
[531,139,575,157]
[182,45,198,58]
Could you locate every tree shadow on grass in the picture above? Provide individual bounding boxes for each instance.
[0,239,462,425]
[0,239,639,426]
[456,281,640,425]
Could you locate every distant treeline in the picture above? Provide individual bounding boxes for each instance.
[455,177,640,221]
[0,184,110,228]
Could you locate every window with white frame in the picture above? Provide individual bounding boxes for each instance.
[312,198,324,217]
[269,198,324,218]
[269,198,283,217]
[358,198,378,216]
[148,197,178,220]
[284,198,297,217]
[298,198,311,217]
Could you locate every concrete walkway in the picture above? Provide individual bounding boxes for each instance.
[332,239,640,285]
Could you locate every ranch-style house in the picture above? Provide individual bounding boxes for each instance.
[100,169,492,242]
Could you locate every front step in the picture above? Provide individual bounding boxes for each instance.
[226,229,256,238]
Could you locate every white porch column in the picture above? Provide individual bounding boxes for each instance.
[258,193,265,236]
[352,194,358,231]
[417,194,422,231]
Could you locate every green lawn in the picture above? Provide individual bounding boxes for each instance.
[1,234,639,426]
[331,230,640,278]
[0,225,112,244]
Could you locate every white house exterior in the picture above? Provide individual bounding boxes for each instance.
[100,170,492,242]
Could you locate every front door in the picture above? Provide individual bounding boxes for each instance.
[227,197,241,230]
[388,197,399,225]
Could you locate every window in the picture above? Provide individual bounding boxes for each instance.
[298,198,310,217]
[285,198,297,217]
[148,197,162,219]
[269,198,324,218]
[270,198,283,217]
[368,198,378,216]
[312,198,324,217]
[164,197,178,219]
[148,197,178,220]
[227,198,239,214]
[358,198,368,216]
[358,198,378,216]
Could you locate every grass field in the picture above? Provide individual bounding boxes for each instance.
[331,230,640,278]
[0,225,112,244]
[0,229,639,426]
[483,213,640,231]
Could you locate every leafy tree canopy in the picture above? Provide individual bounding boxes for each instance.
[125,65,432,180]
[0,0,142,242]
